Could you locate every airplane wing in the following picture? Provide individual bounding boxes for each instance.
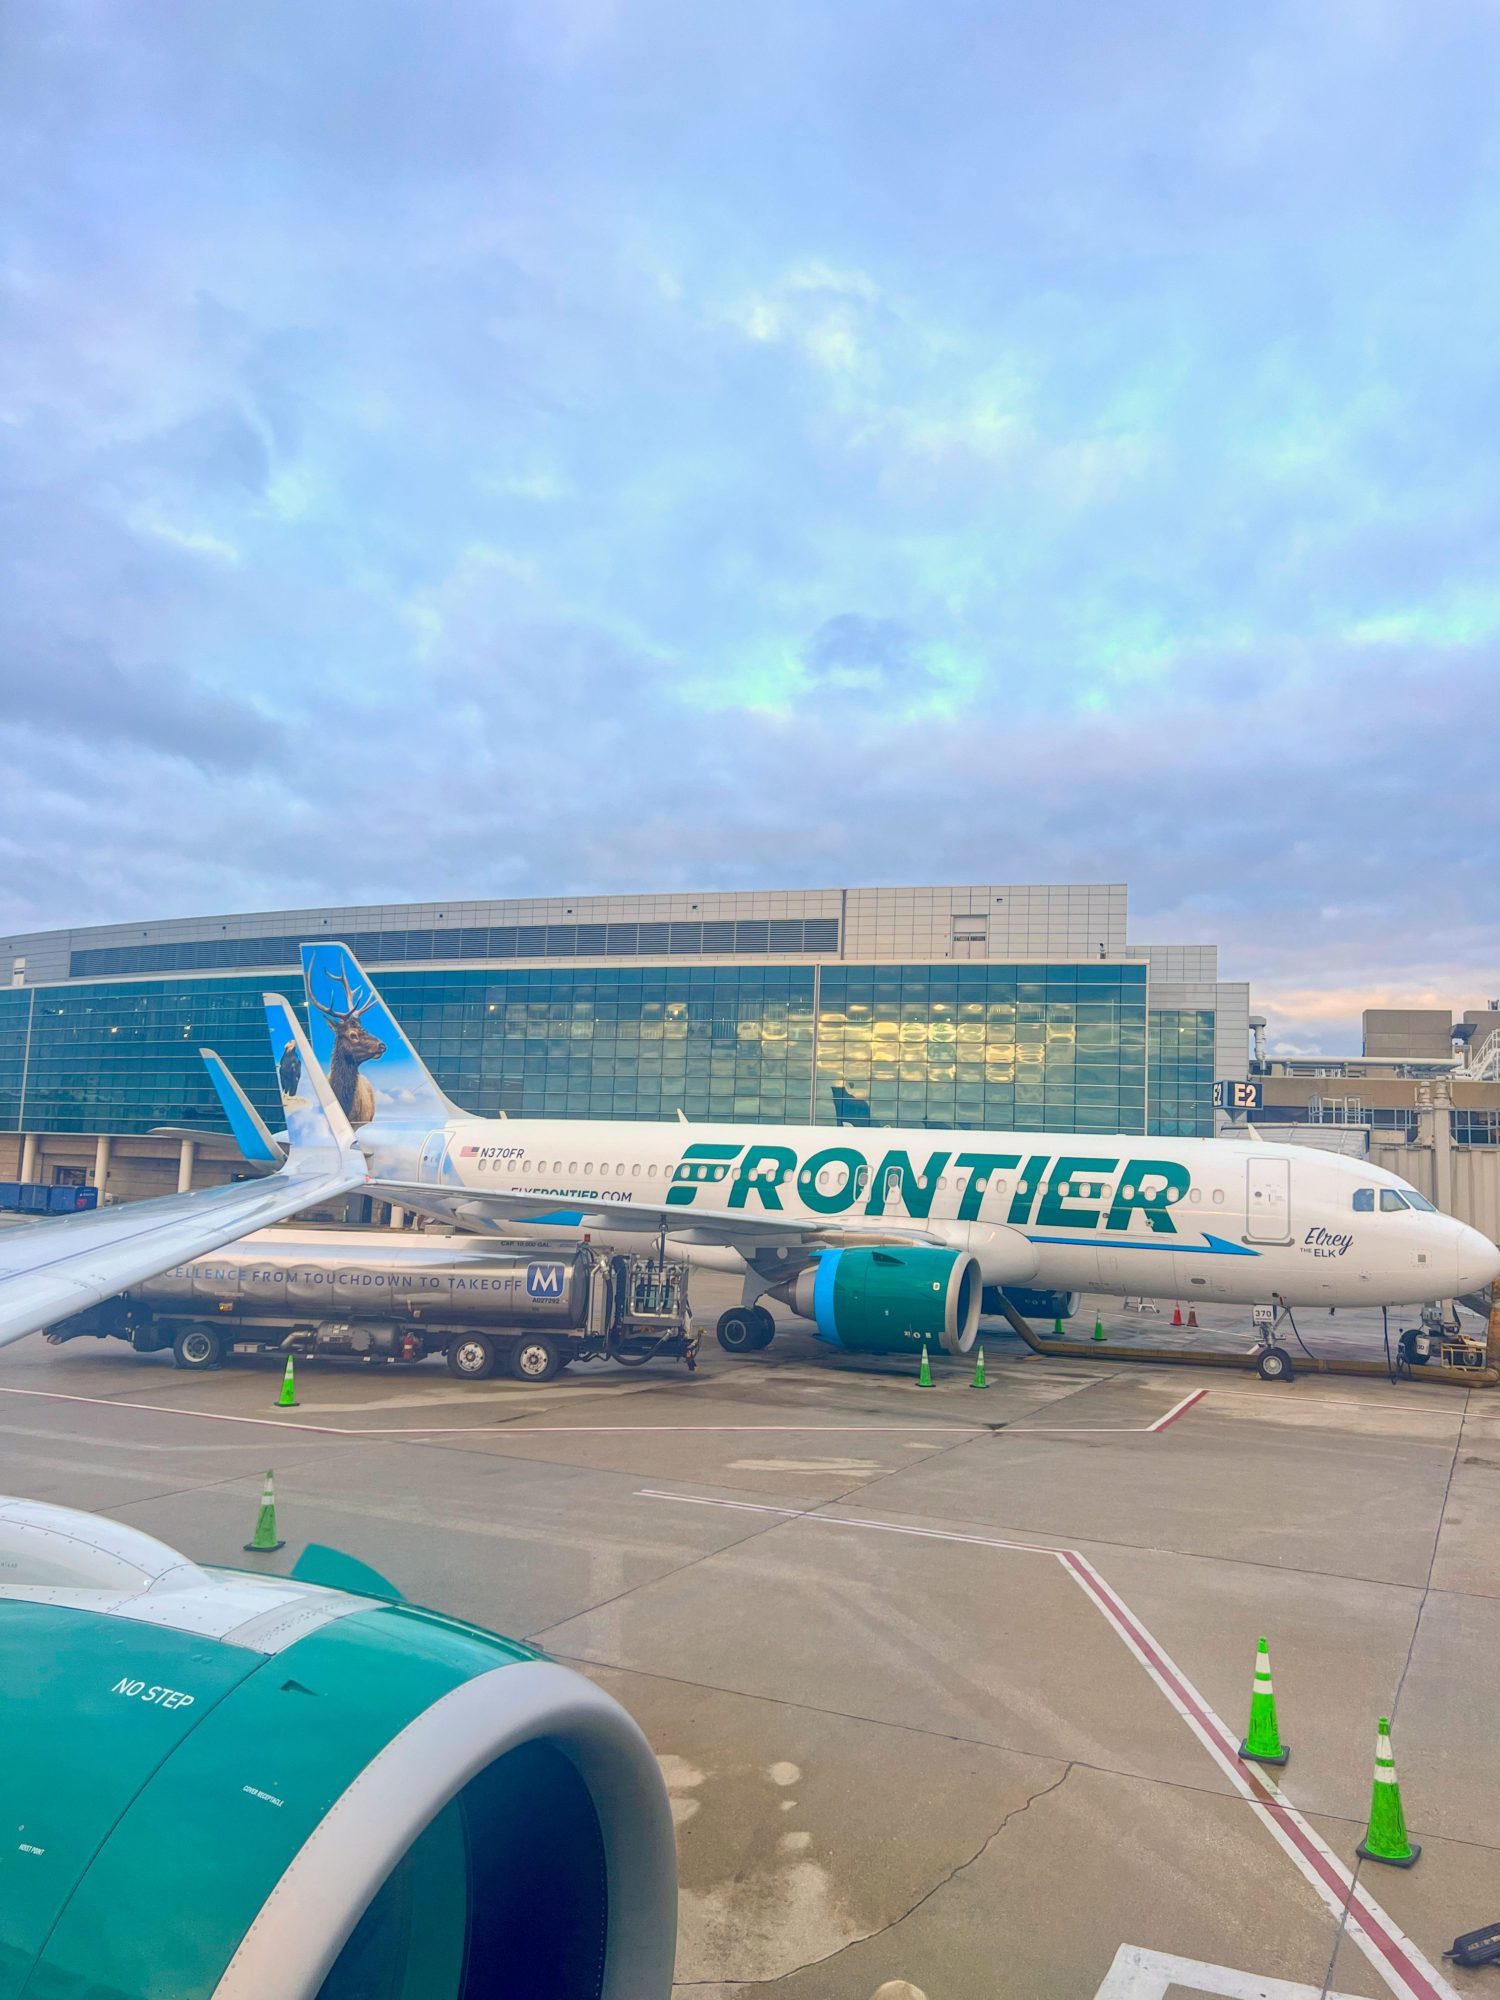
[0,996,365,1351]
[364,1176,955,1259]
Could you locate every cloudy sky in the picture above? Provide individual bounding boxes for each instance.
[3,1,1497,1051]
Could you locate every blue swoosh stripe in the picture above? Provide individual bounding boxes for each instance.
[527,1209,585,1226]
[1025,1231,1259,1258]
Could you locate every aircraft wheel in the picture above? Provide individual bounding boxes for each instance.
[716,1309,760,1353]
[746,1305,777,1350]
[1257,1345,1294,1382]
[172,1325,224,1371]
[508,1334,565,1383]
[446,1333,498,1380]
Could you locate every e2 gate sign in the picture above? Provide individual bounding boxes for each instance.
[1213,1081,1262,1110]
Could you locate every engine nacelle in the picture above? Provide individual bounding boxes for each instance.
[778,1246,982,1355]
[985,1285,1080,1321]
[0,1498,676,1999]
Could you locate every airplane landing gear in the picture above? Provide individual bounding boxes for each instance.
[717,1305,776,1352]
[1256,1346,1294,1382]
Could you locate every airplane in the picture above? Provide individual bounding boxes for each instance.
[0,999,364,1352]
[209,943,1500,1374]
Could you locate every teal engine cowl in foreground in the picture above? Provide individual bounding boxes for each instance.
[0,1498,676,2000]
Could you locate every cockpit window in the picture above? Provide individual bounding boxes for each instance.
[1400,1188,1437,1212]
[1353,1189,1374,1212]
[1379,1190,1409,1212]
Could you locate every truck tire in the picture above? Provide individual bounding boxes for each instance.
[446,1333,498,1381]
[507,1335,564,1383]
[172,1325,224,1371]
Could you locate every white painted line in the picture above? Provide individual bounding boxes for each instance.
[0,1383,987,1438]
[1094,1942,1365,1998]
[638,1487,1458,2000]
[0,1382,1210,1440]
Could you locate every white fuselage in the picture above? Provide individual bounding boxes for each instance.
[367,1117,1500,1312]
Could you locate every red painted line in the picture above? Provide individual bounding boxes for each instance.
[1149,1387,1209,1430]
[639,1485,1453,2000]
[1059,1551,1453,2000]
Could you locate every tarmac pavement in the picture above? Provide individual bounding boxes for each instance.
[1,1276,1497,1998]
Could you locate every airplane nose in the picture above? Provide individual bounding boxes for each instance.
[1454,1223,1500,1297]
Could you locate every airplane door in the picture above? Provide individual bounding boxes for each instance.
[1245,1158,1291,1243]
[419,1130,449,1184]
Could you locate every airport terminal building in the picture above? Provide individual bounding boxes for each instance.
[0,884,1249,1201]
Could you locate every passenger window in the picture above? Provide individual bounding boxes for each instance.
[647,1164,657,1177]
[632,1163,641,1176]
[1211,1189,1224,1205]
[584,1162,593,1174]
[1353,1189,1374,1212]
[1380,1190,1409,1212]
[1188,1188,1201,1204]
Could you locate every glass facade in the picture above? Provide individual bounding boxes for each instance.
[815,964,1147,1132]
[1147,1007,1217,1137]
[1,961,1208,1138]
[68,917,840,980]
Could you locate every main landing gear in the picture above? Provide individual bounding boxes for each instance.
[716,1305,776,1353]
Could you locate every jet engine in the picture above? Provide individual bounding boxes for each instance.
[774,1245,982,1355]
[0,1497,676,1999]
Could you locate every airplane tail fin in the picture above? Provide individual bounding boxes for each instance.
[300,942,460,1129]
[264,994,363,1173]
[201,1048,285,1166]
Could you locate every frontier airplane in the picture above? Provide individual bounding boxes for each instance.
[209,945,1500,1378]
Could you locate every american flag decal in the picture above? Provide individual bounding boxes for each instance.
[460,1145,478,1157]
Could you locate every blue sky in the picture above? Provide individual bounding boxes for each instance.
[2,0,1497,1051]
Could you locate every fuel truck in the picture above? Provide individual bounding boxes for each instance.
[45,1228,699,1382]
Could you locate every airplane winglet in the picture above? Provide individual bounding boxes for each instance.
[263,994,363,1172]
[201,1048,285,1167]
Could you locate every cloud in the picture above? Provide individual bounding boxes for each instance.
[0,0,1495,1056]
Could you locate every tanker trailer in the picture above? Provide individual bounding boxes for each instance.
[0,1495,677,1999]
[44,1228,699,1383]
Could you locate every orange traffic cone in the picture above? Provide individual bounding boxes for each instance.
[1187,1308,1198,1328]
[1172,1305,1183,1327]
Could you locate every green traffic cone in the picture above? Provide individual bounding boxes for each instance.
[276,1354,298,1408]
[243,1470,285,1553]
[1052,1316,1064,1338]
[916,1342,933,1388]
[1238,1636,1289,1765]
[1092,1313,1106,1342]
[1357,1717,1419,1866]
[970,1346,987,1389]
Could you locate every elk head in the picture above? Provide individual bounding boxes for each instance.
[310,964,388,1099]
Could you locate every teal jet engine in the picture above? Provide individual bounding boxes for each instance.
[0,1497,676,1998]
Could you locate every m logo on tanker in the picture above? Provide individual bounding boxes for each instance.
[665,1143,1190,1233]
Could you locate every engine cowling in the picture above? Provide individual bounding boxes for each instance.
[0,1497,676,2000]
[779,1246,982,1356]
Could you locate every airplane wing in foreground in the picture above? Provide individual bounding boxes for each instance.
[0,996,365,1350]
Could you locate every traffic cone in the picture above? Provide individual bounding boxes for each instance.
[243,1470,285,1553]
[1187,1308,1198,1329]
[1238,1636,1289,1765]
[1092,1313,1106,1342]
[970,1347,987,1389]
[1357,1717,1420,1866]
[1052,1316,1064,1337]
[1172,1304,1183,1327]
[916,1343,933,1387]
[276,1355,298,1408]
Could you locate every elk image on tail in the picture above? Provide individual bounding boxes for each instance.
[307,962,387,1125]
